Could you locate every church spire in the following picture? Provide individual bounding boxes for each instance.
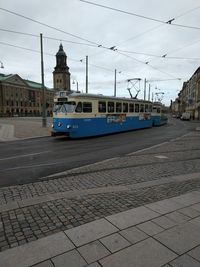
[53,43,71,91]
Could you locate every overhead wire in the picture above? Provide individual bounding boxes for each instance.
[0,7,104,47]
[0,4,195,81]
[0,41,117,73]
[79,0,200,31]
[0,28,99,48]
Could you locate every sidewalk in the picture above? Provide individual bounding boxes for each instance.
[0,117,52,141]
[0,125,199,266]
[0,190,200,267]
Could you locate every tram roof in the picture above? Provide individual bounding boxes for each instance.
[58,91,152,103]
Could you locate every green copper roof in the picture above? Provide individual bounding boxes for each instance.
[24,79,45,89]
[0,73,14,81]
[0,73,53,91]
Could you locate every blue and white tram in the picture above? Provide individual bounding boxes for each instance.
[51,91,167,138]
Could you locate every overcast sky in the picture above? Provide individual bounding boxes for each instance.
[1,0,200,105]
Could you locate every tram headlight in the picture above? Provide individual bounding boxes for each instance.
[67,125,71,129]
[51,123,54,128]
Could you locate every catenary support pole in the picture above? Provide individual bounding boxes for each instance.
[86,55,88,93]
[114,69,117,97]
[40,33,47,127]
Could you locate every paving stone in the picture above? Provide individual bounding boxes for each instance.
[106,206,159,230]
[178,206,200,218]
[165,211,190,224]
[87,263,101,267]
[171,191,200,206]
[191,203,200,212]
[120,226,148,244]
[78,240,110,264]
[52,249,87,267]
[0,232,75,267]
[190,216,200,227]
[99,237,177,267]
[188,245,200,262]
[152,215,177,229]
[100,233,130,253]
[145,198,185,215]
[169,254,200,267]
[0,202,19,212]
[65,218,118,247]
[32,260,54,267]
[155,221,200,255]
[136,221,164,236]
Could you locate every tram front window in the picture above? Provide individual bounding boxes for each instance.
[53,101,76,113]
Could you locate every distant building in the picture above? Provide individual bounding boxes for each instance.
[177,67,200,119]
[0,73,54,117]
[53,43,71,91]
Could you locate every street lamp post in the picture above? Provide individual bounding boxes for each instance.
[0,61,4,69]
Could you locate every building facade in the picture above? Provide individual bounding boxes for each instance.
[174,67,200,120]
[53,43,71,91]
[0,73,54,117]
[0,44,71,117]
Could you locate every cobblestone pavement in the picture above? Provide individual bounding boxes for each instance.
[0,130,199,252]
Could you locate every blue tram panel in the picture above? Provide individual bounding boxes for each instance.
[51,91,167,138]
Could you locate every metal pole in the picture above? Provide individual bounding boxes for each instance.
[144,78,146,100]
[114,69,117,97]
[152,92,154,102]
[148,84,151,101]
[77,81,79,92]
[86,55,88,93]
[40,33,47,127]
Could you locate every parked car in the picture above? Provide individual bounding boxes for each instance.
[181,112,190,120]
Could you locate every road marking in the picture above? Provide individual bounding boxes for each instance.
[154,155,168,159]
[0,151,51,161]
[127,142,169,156]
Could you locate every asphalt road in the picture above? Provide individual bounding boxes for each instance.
[0,118,198,187]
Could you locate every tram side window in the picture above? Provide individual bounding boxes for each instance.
[129,103,134,113]
[145,104,149,112]
[149,105,153,112]
[123,103,128,113]
[116,102,122,113]
[83,102,92,113]
[135,104,139,113]
[108,102,115,113]
[98,101,106,113]
[140,104,144,112]
[157,108,161,113]
[75,102,82,113]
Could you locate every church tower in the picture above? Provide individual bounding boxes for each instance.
[53,44,71,91]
